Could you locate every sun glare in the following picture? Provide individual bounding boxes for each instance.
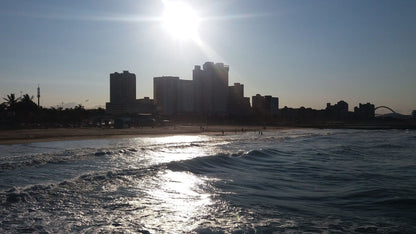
[162,1,200,40]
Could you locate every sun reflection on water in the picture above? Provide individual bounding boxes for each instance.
[132,135,227,165]
[152,135,206,144]
[132,170,212,232]
[125,134,239,232]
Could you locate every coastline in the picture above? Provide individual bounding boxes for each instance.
[1,122,414,145]
[0,125,274,145]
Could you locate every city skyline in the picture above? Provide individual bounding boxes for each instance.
[1,0,415,114]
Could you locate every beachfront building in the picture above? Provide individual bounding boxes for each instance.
[354,103,375,120]
[106,71,155,115]
[177,79,194,113]
[106,71,136,114]
[252,94,279,119]
[193,62,229,116]
[228,83,251,117]
[110,71,136,103]
[154,76,179,116]
[153,76,194,116]
[279,106,325,122]
[325,100,349,120]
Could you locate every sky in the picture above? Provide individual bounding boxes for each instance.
[1,0,415,114]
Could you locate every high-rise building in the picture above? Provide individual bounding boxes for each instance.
[229,83,244,99]
[193,62,229,116]
[228,83,251,116]
[265,95,279,117]
[110,71,136,103]
[178,79,194,113]
[354,103,375,119]
[106,71,155,115]
[153,76,179,116]
[192,65,207,114]
[326,100,349,120]
[252,94,279,118]
[154,76,195,116]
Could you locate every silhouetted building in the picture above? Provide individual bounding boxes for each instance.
[135,97,155,114]
[154,76,179,116]
[193,62,229,116]
[354,103,375,120]
[106,71,155,115]
[153,76,194,116]
[266,96,279,117]
[252,94,279,119]
[412,110,416,119]
[326,100,349,120]
[280,106,325,122]
[178,79,194,113]
[110,71,136,103]
[229,83,244,98]
[106,71,136,114]
[228,83,251,117]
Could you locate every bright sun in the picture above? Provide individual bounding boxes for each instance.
[162,1,200,40]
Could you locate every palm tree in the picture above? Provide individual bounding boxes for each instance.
[20,94,34,103]
[16,94,37,111]
[3,93,20,109]
[14,94,38,123]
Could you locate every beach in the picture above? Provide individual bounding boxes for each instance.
[0,125,274,145]
[2,122,415,145]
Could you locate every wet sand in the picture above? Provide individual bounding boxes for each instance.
[0,125,276,145]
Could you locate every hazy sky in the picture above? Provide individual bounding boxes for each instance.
[1,0,415,114]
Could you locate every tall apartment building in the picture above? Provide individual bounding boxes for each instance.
[193,62,229,116]
[228,83,251,116]
[153,76,194,116]
[326,100,349,120]
[252,94,279,118]
[106,71,136,114]
[110,71,136,103]
[106,71,154,115]
[177,79,194,113]
[354,102,375,119]
[154,76,179,116]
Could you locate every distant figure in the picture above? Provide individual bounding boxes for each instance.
[222,130,224,135]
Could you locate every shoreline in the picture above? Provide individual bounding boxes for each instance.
[1,123,414,145]
[0,125,275,145]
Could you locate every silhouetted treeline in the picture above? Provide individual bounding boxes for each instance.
[0,93,105,129]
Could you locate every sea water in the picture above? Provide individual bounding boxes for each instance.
[0,129,415,233]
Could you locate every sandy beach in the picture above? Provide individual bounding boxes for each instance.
[2,122,414,145]
[0,125,276,145]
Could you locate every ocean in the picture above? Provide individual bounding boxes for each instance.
[0,129,415,233]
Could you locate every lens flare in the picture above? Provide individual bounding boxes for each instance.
[162,1,200,40]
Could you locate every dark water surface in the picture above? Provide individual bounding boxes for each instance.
[1,129,415,233]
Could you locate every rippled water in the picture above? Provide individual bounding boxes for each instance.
[1,129,415,233]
